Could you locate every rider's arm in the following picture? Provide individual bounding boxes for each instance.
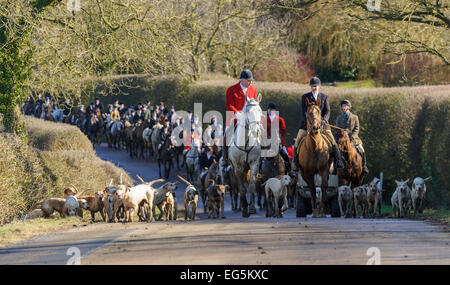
[279,117,287,146]
[225,87,238,113]
[322,95,330,124]
[350,115,360,141]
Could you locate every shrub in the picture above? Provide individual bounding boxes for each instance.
[0,134,50,224]
[0,117,133,224]
[24,117,94,153]
[377,54,450,87]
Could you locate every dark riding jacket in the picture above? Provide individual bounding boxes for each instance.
[199,153,215,169]
[299,92,331,131]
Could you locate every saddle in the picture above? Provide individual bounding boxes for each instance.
[298,132,333,151]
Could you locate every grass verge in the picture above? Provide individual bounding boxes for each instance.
[0,216,89,247]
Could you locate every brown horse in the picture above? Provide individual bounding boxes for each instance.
[335,130,365,187]
[87,108,104,147]
[158,136,175,179]
[297,98,332,217]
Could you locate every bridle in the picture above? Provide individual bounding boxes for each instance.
[233,100,262,162]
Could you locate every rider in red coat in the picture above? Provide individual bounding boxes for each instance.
[223,70,257,165]
[225,70,258,127]
[264,102,291,171]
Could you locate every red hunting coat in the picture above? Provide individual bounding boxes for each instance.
[225,82,257,126]
[263,115,287,147]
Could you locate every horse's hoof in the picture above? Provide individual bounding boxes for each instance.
[242,209,250,218]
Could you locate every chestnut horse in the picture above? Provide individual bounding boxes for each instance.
[335,130,365,187]
[297,98,332,217]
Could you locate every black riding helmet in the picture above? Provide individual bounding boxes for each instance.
[341,100,352,107]
[309,77,321,86]
[267,102,277,110]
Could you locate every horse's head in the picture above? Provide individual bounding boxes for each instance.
[90,112,99,125]
[306,98,322,134]
[336,129,350,151]
[240,97,263,138]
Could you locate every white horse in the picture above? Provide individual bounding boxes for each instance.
[110,119,123,149]
[52,109,64,122]
[228,95,263,217]
[142,127,153,157]
[185,142,201,184]
[150,122,163,160]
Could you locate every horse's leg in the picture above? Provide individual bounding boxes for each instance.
[166,158,172,179]
[257,187,262,210]
[248,162,260,215]
[158,159,162,178]
[305,174,318,218]
[320,170,330,217]
[175,152,180,170]
[234,187,239,212]
[236,171,249,218]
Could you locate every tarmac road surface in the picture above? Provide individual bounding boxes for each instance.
[0,143,449,265]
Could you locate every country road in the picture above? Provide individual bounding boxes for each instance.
[0,143,449,265]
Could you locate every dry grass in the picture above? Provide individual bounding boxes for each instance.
[39,150,133,197]
[0,216,89,248]
[0,117,133,224]
[24,117,94,153]
[0,133,50,224]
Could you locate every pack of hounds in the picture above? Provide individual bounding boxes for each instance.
[23,172,230,222]
[337,174,432,218]
[24,168,432,222]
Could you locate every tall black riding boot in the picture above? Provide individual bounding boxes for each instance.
[331,144,345,171]
[280,148,291,172]
[362,151,369,175]
[222,145,229,166]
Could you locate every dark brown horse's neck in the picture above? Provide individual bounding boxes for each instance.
[340,137,356,165]
[306,130,325,152]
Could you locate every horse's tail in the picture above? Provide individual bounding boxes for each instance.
[379,172,383,190]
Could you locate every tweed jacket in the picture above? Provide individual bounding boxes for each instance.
[336,111,362,146]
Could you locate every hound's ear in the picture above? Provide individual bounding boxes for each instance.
[405,178,410,183]
[424,176,432,182]
[395,180,400,185]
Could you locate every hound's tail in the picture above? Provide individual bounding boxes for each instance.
[148,178,165,188]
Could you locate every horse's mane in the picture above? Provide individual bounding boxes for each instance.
[337,130,356,164]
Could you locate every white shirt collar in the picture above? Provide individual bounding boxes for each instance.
[240,82,247,95]
[312,91,319,101]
